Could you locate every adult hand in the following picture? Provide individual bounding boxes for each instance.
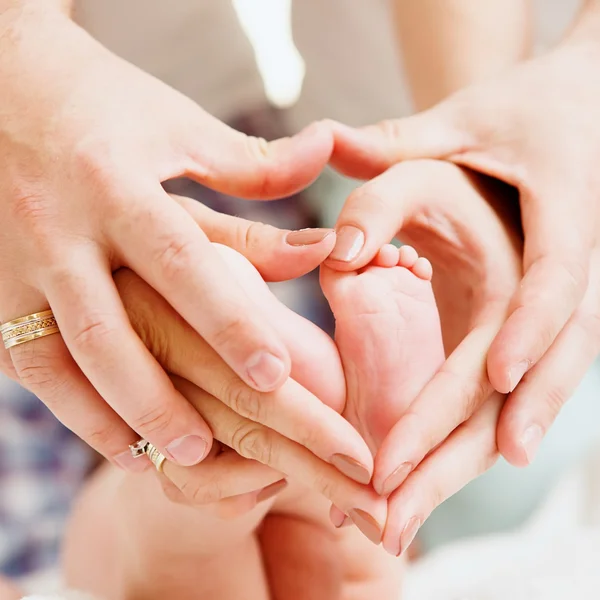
[328,21,600,466]
[324,160,522,555]
[0,4,332,469]
[108,198,384,536]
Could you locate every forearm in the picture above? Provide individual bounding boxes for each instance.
[393,0,532,110]
[563,0,600,46]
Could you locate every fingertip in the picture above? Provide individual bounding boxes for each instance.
[245,349,291,393]
[496,405,531,467]
[165,432,212,467]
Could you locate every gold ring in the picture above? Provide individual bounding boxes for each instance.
[0,309,60,350]
[129,439,167,473]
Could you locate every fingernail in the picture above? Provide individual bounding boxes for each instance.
[520,424,544,464]
[165,435,208,466]
[246,351,286,391]
[348,509,383,545]
[330,505,350,528]
[379,462,413,496]
[330,454,371,484]
[398,517,421,557]
[329,226,365,262]
[286,228,334,246]
[114,450,151,473]
[508,360,530,392]
[257,479,288,504]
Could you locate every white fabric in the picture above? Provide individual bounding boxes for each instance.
[405,448,600,600]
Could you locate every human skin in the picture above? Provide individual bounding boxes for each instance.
[0,0,334,471]
[394,0,532,110]
[0,577,21,600]
[326,159,525,555]
[328,0,600,474]
[63,239,415,600]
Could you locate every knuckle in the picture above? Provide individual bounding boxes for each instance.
[153,233,197,285]
[437,369,491,424]
[540,384,569,420]
[211,315,256,352]
[220,379,265,423]
[245,135,270,162]
[9,189,53,228]
[11,343,65,397]
[179,475,214,505]
[243,136,273,196]
[84,421,121,454]
[377,119,404,143]
[347,184,392,216]
[160,479,188,505]
[230,421,273,465]
[70,315,119,354]
[242,220,270,254]
[130,403,175,438]
[312,471,339,502]
[71,137,125,199]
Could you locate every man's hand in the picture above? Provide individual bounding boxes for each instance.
[0,4,333,469]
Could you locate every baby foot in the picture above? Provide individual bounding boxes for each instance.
[321,244,445,454]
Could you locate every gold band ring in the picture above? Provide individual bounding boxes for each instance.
[129,439,167,473]
[0,309,60,350]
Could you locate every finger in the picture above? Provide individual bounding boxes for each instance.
[487,194,593,394]
[118,270,373,483]
[2,288,144,470]
[382,395,502,557]
[9,330,145,470]
[179,116,334,199]
[172,377,387,544]
[328,95,473,181]
[325,161,429,269]
[215,479,289,520]
[175,195,336,281]
[497,249,600,466]
[326,159,480,270]
[41,249,214,466]
[110,188,291,393]
[163,449,283,505]
[373,320,502,497]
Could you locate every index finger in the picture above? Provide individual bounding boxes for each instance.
[116,269,374,484]
[108,188,291,393]
[487,193,593,394]
[373,320,502,497]
[171,377,387,544]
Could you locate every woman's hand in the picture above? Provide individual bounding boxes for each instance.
[323,159,522,554]
[328,8,600,466]
[0,3,333,469]
[106,199,385,537]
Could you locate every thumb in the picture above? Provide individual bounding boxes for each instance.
[178,110,333,200]
[325,160,446,270]
[329,94,476,181]
[174,195,336,281]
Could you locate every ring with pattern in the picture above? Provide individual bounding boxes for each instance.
[0,309,60,350]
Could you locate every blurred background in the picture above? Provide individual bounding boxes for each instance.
[1,0,598,588]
